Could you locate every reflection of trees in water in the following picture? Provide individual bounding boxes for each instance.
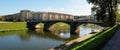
[81,24,102,29]
[19,33,31,41]
[19,30,79,41]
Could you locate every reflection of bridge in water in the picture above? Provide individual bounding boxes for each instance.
[19,30,79,41]
[27,20,103,34]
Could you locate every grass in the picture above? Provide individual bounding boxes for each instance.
[67,25,119,50]
[38,22,70,30]
[0,22,97,32]
[53,22,70,30]
[0,22,70,32]
[0,22,27,32]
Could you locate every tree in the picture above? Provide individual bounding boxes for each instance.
[87,0,119,26]
[0,16,5,21]
[116,9,120,22]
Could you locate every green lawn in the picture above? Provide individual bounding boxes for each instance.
[0,22,27,31]
[0,22,70,32]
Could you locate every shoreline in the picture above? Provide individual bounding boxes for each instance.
[50,27,104,50]
[50,34,94,50]
[0,28,28,32]
[0,22,27,32]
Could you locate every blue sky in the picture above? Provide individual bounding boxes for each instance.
[0,0,92,16]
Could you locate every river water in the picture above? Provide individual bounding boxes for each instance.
[0,25,101,50]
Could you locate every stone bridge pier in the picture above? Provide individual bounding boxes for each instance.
[43,22,56,32]
[70,22,81,34]
[27,22,40,30]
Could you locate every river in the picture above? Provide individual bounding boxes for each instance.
[0,25,102,50]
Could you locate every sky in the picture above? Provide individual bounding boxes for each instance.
[0,0,93,16]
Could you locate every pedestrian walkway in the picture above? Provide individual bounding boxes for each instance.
[102,25,120,50]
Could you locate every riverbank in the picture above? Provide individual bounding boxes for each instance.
[0,22,27,32]
[49,25,118,50]
[67,25,119,50]
[50,34,94,50]
[0,22,70,32]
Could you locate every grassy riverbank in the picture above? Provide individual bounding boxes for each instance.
[0,22,70,32]
[67,25,119,50]
[0,22,27,32]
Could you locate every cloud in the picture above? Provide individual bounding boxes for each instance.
[44,0,92,15]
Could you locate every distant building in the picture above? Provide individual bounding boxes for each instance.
[20,10,32,21]
[74,15,93,21]
[74,16,86,21]
[85,15,93,21]
[2,10,74,22]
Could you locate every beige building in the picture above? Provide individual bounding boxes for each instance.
[41,12,74,21]
[3,10,74,21]
[20,10,33,21]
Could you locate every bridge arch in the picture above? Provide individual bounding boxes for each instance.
[35,23,44,29]
[45,22,70,31]
[43,21,71,32]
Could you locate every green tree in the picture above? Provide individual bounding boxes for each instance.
[116,10,120,22]
[0,16,5,21]
[87,0,119,26]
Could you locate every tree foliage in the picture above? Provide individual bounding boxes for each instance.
[87,0,119,26]
[116,10,120,22]
[0,16,5,21]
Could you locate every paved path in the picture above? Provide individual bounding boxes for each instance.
[102,25,120,50]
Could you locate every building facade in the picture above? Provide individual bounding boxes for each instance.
[2,10,74,22]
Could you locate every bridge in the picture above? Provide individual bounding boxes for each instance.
[26,20,103,34]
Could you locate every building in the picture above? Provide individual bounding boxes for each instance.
[41,12,74,21]
[3,13,20,22]
[85,15,93,21]
[20,10,33,21]
[74,16,86,21]
[2,10,74,22]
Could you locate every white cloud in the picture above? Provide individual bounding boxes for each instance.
[44,0,92,16]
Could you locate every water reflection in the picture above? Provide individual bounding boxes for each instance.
[19,30,79,41]
[0,25,102,50]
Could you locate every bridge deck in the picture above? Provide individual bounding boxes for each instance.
[27,20,101,24]
[102,25,120,50]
